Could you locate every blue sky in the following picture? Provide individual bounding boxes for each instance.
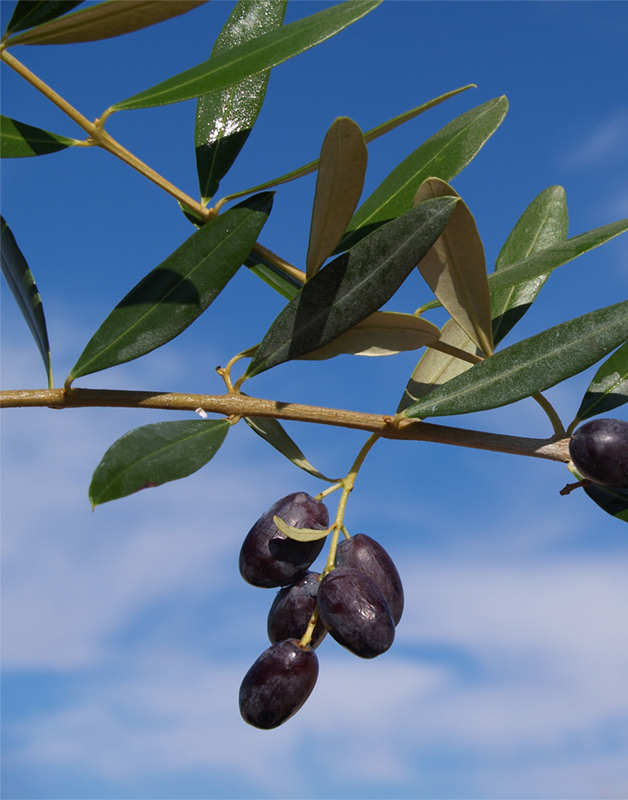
[2,2,628,798]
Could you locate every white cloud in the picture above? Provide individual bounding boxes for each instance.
[562,110,628,170]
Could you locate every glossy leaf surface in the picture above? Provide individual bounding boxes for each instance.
[583,483,628,523]
[5,1,83,35]
[112,1,381,110]
[487,217,628,293]
[89,419,229,507]
[246,197,457,377]
[491,186,569,345]
[222,85,475,202]
[68,193,272,383]
[414,178,493,355]
[1,115,76,157]
[336,96,508,252]
[6,0,206,45]
[301,311,440,360]
[574,343,628,423]
[0,216,52,387]
[403,300,628,419]
[397,318,477,412]
[306,117,368,279]
[244,416,338,482]
[195,0,286,205]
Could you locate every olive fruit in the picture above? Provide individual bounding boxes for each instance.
[267,572,327,649]
[317,567,395,659]
[336,534,404,625]
[239,639,319,729]
[239,492,329,588]
[569,418,628,487]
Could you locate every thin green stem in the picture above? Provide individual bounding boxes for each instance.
[532,392,565,436]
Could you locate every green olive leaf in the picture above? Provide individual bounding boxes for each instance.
[397,318,479,412]
[89,419,230,507]
[4,1,84,36]
[306,117,368,280]
[195,0,287,205]
[583,483,628,524]
[573,342,628,423]
[1,115,77,157]
[68,192,273,384]
[246,197,457,377]
[491,185,569,346]
[111,1,381,110]
[414,178,493,356]
[301,311,440,360]
[0,216,53,388]
[403,300,628,419]
[5,0,207,46]
[273,515,332,542]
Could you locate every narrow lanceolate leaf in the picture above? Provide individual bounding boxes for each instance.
[5,1,84,36]
[336,96,508,252]
[68,192,272,383]
[246,197,457,377]
[1,115,77,157]
[5,0,207,45]
[306,117,368,279]
[491,185,569,345]
[574,342,628,423]
[583,484,628,524]
[195,0,287,205]
[112,1,381,111]
[89,419,229,507]
[221,85,475,203]
[397,318,478,412]
[414,178,493,355]
[273,515,332,543]
[403,300,628,419]
[301,311,440,360]
[0,216,52,387]
[487,217,628,293]
[244,250,301,301]
[244,416,338,482]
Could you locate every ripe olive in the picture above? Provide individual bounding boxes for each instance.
[569,418,628,487]
[267,572,327,649]
[317,567,395,659]
[239,639,319,729]
[336,534,404,624]
[239,492,329,588]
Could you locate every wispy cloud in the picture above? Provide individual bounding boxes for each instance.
[562,110,628,170]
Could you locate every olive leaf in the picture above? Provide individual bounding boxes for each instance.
[0,216,53,388]
[403,300,628,419]
[89,419,230,507]
[195,0,287,205]
[306,117,368,280]
[491,185,569,346]
[5,0,207,46]
[1,115,77,158]
[68,192,273,384]
[4,1,84,37]
[573,342,628,424]
[273,515,333,542]
[397,318,479,412]
[244,416,339,482]
[336,96,508,252]
[112,1,381,110]
[583,483,628,524]
[301,311,440,360]
[244,250,301,301]
[414,178,493,356]
[246,197,457,377]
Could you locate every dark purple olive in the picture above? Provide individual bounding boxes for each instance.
[239,639,318,729]
[570,418,628,487]
[239,492,329,588]
[267,572,327,649]
[336,534,404,625]
[317,567,395,659]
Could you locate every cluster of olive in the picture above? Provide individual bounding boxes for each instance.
[569,418,628,488]
[238,491,404,729]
